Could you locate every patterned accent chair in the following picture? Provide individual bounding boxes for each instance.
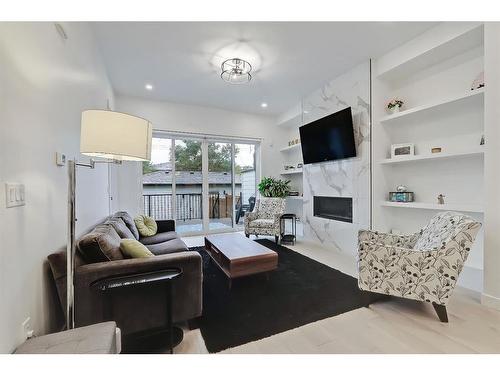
[244,197,286,243]
[358,211,481,322]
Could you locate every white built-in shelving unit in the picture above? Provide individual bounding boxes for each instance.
[372,23,485,271]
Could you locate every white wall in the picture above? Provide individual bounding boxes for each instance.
[482,23,500,309]
[0,23,114,353]
[113,96,285,215]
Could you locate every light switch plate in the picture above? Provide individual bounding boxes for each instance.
[5,183,25,208]
[55,152,66,166]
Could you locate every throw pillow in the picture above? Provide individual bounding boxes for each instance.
[134,215,158,237]
[106,217,135,239]
[77,225,124,263]
[114,211,140,240]
[120,239,154,258]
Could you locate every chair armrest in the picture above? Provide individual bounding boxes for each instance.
[245,211,258,222]
[358,229,419,248]
[156,219,176,233]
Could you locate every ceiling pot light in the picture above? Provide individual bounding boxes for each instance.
[145,83,153,91]
[221,58,252,84]
[261,102,268,108]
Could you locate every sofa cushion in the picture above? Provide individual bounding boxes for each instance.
[134,215,158,237]
[146,238,188,255]
[77,225,124,263]
[120,239,154,258]
[249,219,274,228]
[106,218,135,239]
[139,231,179,245]
[113,211,140,240]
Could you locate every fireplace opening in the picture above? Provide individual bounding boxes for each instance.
[313,196,353,223]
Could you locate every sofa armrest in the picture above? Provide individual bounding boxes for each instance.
[75,251,200,287]
[73,251,203,329]
[156,219,176,233]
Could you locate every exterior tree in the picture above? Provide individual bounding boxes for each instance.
[174,140,242,172]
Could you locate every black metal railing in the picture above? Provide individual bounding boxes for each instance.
[143,193,202,221]
[143,193,241,222]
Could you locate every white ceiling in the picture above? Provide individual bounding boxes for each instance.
[92,22,437,115]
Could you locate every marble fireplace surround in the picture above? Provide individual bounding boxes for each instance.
[301,61,371,258]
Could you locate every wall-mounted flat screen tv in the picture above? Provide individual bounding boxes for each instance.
[299,107,356,165]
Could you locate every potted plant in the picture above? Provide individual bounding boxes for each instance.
[258,177,291,198]
[387,99,404,114]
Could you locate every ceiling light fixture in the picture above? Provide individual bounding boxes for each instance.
[221,58,252,84]
[261,102,268,108]
[145,83,154,91]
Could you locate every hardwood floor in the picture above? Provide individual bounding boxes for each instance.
[176,233,500,354]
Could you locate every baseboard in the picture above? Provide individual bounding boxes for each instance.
[481,292,500,310]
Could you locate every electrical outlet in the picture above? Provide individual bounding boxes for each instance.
[22,317,33,340]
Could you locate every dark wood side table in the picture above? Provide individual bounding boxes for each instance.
[91,268,183,354]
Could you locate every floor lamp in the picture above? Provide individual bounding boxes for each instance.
[66,109,152,329]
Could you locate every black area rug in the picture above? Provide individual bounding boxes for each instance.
[193,239,375,353]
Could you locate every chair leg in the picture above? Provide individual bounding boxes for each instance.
[245,233,249,238]
[275,235,279,244]
[432,302,448,323]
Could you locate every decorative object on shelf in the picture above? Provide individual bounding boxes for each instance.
[389,191,414,203]
[297,163,303,169]
[396,185,407,192]
[431,147,442,153]
[471,71,484,91]
[387,98,404,114]
[258,177,291,198]
[391,143,414,158]
[220,58,252,84]
[288,191,300,196]
[480,135,485,145]
[283,165,295,170]
[437,194,445,205]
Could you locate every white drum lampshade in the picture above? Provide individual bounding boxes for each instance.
[80,110,152,161]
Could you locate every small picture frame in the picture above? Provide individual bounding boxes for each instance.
[391,143,414,158]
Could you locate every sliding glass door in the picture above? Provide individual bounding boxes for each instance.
[142,133,259,235]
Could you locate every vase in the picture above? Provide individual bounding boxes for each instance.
[390,107,400,114]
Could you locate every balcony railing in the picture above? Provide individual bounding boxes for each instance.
[142,193,241,222]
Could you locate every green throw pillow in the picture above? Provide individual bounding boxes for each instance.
[134,215,158,237]
[119,239,154,258]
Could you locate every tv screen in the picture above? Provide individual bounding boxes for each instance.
[299,107,356,165]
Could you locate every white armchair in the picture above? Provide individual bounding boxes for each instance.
[358,211,481,322]
[244,197,286,243]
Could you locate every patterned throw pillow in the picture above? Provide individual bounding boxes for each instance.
[134,215,158,237]
[120,239,154,258]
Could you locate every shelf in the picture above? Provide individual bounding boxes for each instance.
[378,148,484,165]
[286,196,303,200]
[280,169,303,175]
[377,24,483,80]
[280,143,301,152]
[380,201,483,213]
[379,88,484,124]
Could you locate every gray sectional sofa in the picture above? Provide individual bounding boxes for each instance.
[47,212,202,337]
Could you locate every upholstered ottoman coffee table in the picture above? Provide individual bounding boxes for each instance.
[15,321,119,354]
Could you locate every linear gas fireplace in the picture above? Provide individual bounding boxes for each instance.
[313,196,353,223]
